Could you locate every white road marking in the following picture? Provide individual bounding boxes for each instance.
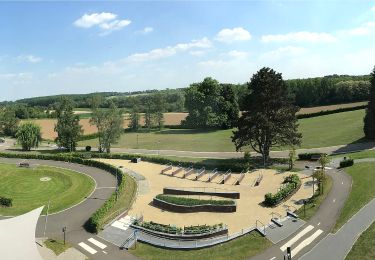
[291,229,323,256]
[88,238,107,249]
[280,225,314,251]
[103,251,108,254]
[270,257,276,260]
[317,222,320,226]
[333,199,336,203]
[78,242,97,255]
[342,182,344,185]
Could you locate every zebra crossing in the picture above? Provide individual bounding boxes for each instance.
[111,215,136,231]
[78,237,108,255]
[280,224,324,257]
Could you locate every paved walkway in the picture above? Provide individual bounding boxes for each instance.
[250,162,352,260]
[300,198,375,260]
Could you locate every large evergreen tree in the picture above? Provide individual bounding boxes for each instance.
[232,67,302,165]
[54,98,82,151]
[364,66,375,139]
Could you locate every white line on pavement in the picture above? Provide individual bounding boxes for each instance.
[291,229,323,257]
[317,222,320,226]
[280,225,314,251]
[270,257,276,260]
[78,242,97,255]
[88,237,107,249]
[333,199,336,203]
[103,251,108,254]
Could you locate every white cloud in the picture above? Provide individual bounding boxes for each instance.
[74,12,117,28]
[260,46,306,61]
[141,27,154,34]
[74,12,131,35]
[372,6,375,11]
[227,50,248,58]
[16,55,42,63]
[215,27,252,43]
[127,37,212,62]
[342,22,375,36]
[261,31,336,43]
[189,50,206,57]
[198,60,227,68]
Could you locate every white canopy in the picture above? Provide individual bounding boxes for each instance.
[0,207,43,260]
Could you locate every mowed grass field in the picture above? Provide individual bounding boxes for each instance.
[0,163,95,216]
[79,109,366,152]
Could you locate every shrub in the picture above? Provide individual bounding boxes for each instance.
[340,158,354,168]
[0,197,12,207]
[298,153,326,160]
[264,174,301,206]
[155,194,235,206]
[85,146,91,152]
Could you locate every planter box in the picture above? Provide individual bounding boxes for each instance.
[163,187,240,199]
[153,198,236,213]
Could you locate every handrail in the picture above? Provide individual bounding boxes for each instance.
[255,219,266,235]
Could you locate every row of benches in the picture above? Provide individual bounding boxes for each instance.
[160,164,246,185]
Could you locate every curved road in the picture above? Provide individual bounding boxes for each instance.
[0,158,137,260]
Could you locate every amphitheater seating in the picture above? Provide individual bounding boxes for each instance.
[221,170,231,184]
[183,167,194,178]
[195,167,206,180]
[207,169,219,182]
[161,164,173,174]
[235,171,246,185]
[171,164,183,176]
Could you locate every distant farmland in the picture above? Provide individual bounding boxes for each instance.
[30,102,367,140]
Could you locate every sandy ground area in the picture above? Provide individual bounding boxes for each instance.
[98,159,316,235]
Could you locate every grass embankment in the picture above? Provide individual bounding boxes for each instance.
[130,232,271,260]
[44,239,71,256]
[334,163,375,231]
[0,163,95,215]
[346,221,375,260]
[295,175,333,220]
[79,109,366,152]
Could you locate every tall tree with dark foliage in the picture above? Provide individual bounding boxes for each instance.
[364,66,375,139]
[232,67,301,165]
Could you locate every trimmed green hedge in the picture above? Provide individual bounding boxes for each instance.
[0,197,12,207]
[298,153,326,160]
[0,152,128,233]
[155,194,235,206]
[297,105,367,119]
[264,174,301,206]
[340,158,354,168]
[133,220,225,235]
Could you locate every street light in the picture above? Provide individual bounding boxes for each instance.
[62,226,67,245]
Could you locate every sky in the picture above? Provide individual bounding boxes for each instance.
[1,0,375,101]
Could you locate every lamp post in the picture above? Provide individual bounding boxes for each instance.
[62,226,67,245]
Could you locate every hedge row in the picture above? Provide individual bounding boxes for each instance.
[298,153,326,160]
[155,194,235,206]
[264,174,301,206]
[340,158,354,168]
[0,197,12,207]
[297,105,367,119]
[0,152,127,233]
[133,220,225,235]
[73,152,247,172]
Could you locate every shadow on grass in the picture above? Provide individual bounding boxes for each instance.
[332,137,375,155]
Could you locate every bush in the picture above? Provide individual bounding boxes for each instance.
[264,174,301,206]
[340,158,354,168]
[133,220,225,235]
[85,146,91,152]
[155,194,235,206]
[0,197,12,207]
[298,153,326,160]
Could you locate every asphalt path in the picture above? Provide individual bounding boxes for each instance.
[0,158,138,260]
[250,161,352,260]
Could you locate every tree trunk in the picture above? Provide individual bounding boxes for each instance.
[262,146,270,168]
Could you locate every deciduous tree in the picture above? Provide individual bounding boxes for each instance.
[364,66,375,139]
[16,122,41,151]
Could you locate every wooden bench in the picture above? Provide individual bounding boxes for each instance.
[207,169,219,182]
[221,170,231,184]
[235,171,246,185]
[195,167,206,180]
[183,167,194,178]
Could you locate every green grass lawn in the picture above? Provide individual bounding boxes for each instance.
[0,163,95,215]
[79,109,366,152]
[130,232,271,260]
[334,163,375,231]
[331,150,375,160]
[346,221,375,260]
[44,239,71,256]
[295,175,333,221]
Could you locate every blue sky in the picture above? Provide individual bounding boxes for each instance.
[1,1,375,101]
